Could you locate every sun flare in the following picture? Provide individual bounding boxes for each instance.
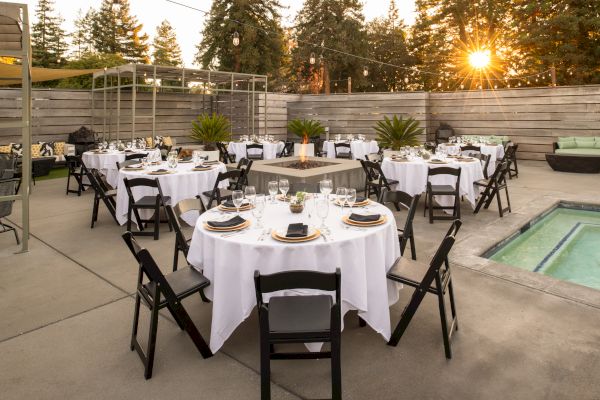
[469,50,491,70]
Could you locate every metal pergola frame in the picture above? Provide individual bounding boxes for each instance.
[0,2,31,253]
[90,64,268,142]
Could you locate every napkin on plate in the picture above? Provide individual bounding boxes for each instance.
[355,196,367,203]
[207,215,246,228]
[204,160,219,165]
[286,223,308,238]
[180,156,192,161]
[222,200,248,208]
[153,169,168,173]
[349,213,381,223]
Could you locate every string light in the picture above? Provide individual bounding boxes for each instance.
[232,31,240,47]
[363,66,369,77]
[309,53,316,65]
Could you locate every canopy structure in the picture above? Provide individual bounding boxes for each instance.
[0,63,99,86]
[91,64,268,142]
[0,1,31,253]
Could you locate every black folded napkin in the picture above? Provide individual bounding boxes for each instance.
[181,156,192,161]
[204,160,219,165]
[355,196,367,203]
[286,223,308,238]
[349,213,381,223]
[153,169,168,173]
[207,215,246,228]
[222,200,249,208]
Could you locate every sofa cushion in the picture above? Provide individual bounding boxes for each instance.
[557,137,577,149]
[53,141,65,156]
[595,138,600,149]
[31,144,41,158]
[555,148,600,156]
[39,142,54,156]
[0,144,11,154]
[574,137,595,149]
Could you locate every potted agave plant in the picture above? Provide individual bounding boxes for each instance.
[287,119,325,158]
[190,113,232,161]
[374,115,423,158]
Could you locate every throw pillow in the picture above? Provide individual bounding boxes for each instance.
[145,137,153,148]
[575,137,595,149]
[53,141,65,156]
[31,144,41,158]
[0,144,11,154]
[163,136,173,146]
[154,136,165,148]
[557,137,576,150]
[10,143,23,157]
[39,142,55,156]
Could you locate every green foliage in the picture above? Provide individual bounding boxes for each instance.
[291,0,368,94]
[56,53,126,89]
[374,116,423,150]
[71,8,95,59]
[287,119,325,142]
[91,0,149,64]
[195,0,285,77]
[153,20,183,66]
[190,113,232,151]
[32,0,67,68]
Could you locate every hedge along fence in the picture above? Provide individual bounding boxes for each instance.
[1,85,600,161]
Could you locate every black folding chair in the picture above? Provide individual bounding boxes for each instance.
[165,198,206,271]
[360,159,399,201]
[334,142,352,159]
[506,143,519,178]
[254,268,342,400]
[201,169,243,209]
[471,153,491,179]
[228,158,253,189]
[216,142,236,164]
[0,170,20,244]
[246,143,264,160]
[116,159,142,170]
[87,168,119,228]
[387,220,462,359]
[278,141,294,158]
[423,166,462,223]
[123,177,172,240]
[460,145,481,154]
[125,152,148,161]
[65,155,90,196]
[379,189,420,260]
[122,232,212,379]
[312,138,326,157]
[474,161,512,217]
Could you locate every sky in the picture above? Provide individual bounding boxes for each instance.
[24,0,417,66]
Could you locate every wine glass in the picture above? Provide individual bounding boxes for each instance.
[336,187,347,214]
[279,179,289,199]
[319,179,333,199]
[244,185,256,203]
[126,141,132,150]
[346,188,357,216]
[316,196,329,232]
[232,190,244,216]
[252,194,265,228]
[267,181,278,204]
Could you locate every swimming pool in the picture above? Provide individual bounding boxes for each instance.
[485,204,600,290]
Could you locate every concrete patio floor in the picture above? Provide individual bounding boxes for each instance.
[1,161,600,399]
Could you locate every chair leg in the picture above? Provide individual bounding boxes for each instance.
[496,187,504,217]
[126,204,133,233]
[447,278,459,332]
[260,338,271,400]
[91,197,99,229]
[331,334,342,400]
[455,193,461,220]
[428,192,434,224]
[144,303,160,379]
[153,207,160,240]
[130,294,142,351]
[409,236,417,261]
[173,245,179,272]
[66,173,71,195]
[435,276,452,359]
[505,186,512,213]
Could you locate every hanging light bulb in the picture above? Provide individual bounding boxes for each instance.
[363,66,369,77]
[404,77,409,84]
[460,84,464,90]
[232,31,240,47]
[494,84,498,89]
[309,52,316,65]
[437,82,442,88]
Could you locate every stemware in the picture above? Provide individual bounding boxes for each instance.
[279,179,290,198]
[267,181,278,204]
[244,186,256,203]
[126,141,132,150]
[336,187,347,214]
[316,196,329,232]
[232,190,244,216]
[346,188,357,216]
[252,194,265,228]
[319,179,333,199]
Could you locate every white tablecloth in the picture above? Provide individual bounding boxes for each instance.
[227,141,284,162]
[82,149,161,188]
[381,157,485,208]
[325,140,379,160]
[439,144,505,177]
[187,199,401,353]
[115,162,229,226]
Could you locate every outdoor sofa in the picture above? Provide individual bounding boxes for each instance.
[546,136,600,173]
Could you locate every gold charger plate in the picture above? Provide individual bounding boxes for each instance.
[428,160,447,164]
[124,167,144,171]
[342,215,387,227]
[391,158,410,162]
[218,203,253,212]
[203,220,250,232]
[147,170,174,175]
[178,159,194,163]
[192,167,214,171]
[333,199,370,207]
[271,229,321,243]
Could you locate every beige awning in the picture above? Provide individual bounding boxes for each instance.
[0,62,99,86]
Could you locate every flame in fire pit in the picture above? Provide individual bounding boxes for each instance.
[299,136,309,163]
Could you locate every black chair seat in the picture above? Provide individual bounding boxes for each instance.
[143,266,210,307]
[134,195,171,207]
[269,295,332,337]
[371,178,398,186]
[429,184,457,194]
[474,178,489,187]
[106,189,118,197]
[387,257,451,292]
[202,189,232,199]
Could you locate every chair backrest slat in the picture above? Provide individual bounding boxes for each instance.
[255,269,340,295]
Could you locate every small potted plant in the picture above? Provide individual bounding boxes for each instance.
[190,113,232,161]
[374,115,423,158]
[287,119,325,157]
[289,191,306,213]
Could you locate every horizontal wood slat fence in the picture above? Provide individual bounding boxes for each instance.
[2,86,600,161]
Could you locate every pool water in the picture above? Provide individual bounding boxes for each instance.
[488,206,600,290]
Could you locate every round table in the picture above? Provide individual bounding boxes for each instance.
[82,149,161,188]
[438,144,505,177]
[325,140,379,160]
[187,198,401,353]
[115,161,229,226]
[381,157,485,208]
[227,141,284,162]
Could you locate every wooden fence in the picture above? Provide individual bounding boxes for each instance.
[1,86,599,161]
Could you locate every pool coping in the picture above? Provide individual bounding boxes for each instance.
[450,194,600,309]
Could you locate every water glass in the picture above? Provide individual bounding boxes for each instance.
[316,196,329,231]
[268,181,278,203]
[232,190,244,216]
[346,188,356,215]
[252,194,265,228]
[244,186,256,203]
[126,141,132,150]
[319,179,333,199]
[279,179,289,198]
[336,187,347,213]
